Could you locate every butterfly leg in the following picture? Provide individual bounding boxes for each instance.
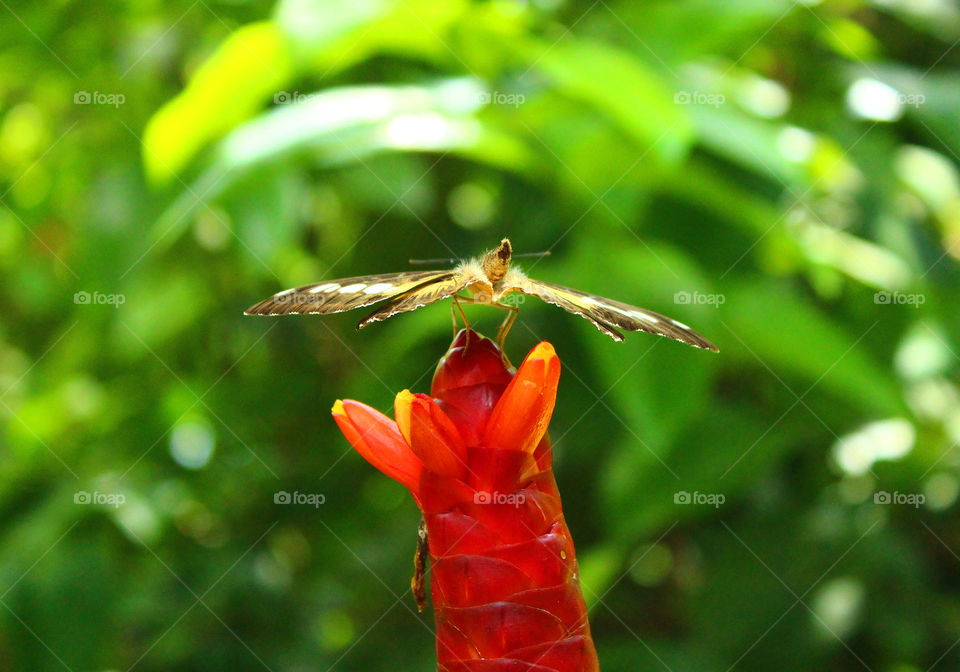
[451,296,473,350]
[495,303,519,352]
[451,295,515,363]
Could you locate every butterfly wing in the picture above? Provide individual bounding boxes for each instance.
[508,278,718,351]
[357,273,473,328]
[506,278,625,342]
[244,271,451,316]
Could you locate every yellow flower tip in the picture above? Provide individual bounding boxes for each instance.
[528,341,557,363]
[395,389,416,410]
[331,399,345,416]
[394,390,415,444]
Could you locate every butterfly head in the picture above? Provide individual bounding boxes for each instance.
[481,238,512,283]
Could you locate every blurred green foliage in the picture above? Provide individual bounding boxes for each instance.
[3,0,960,670]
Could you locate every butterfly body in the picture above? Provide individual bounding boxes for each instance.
[245,238,718,352]
[453,239,525,305]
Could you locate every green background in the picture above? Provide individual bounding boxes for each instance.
[2,0,960,670]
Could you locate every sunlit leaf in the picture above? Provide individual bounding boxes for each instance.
[149,79,532,247]
[142,22,294,185]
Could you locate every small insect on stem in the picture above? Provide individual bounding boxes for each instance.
[412,516,429,612]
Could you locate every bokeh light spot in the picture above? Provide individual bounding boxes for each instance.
[169,418,216,469]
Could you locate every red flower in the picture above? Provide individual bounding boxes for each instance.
[333,329,600,672]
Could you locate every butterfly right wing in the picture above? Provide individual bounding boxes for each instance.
[508,277,719,351]
[507,277,626,342]
[244,270,451,316]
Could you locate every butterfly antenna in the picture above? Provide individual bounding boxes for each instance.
[409,256,459,265]
[409,251,548,264]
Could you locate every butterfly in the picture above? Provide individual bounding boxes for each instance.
[245,238,718,352]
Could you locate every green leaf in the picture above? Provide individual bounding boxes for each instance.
[142,22,294,185]
[604,0,798,63]
[600,401,793,539]
[276,0,470,68]
[149,79,532,248]
[520,37,694,165]
[722,280,905,415]
[691,106,804,185]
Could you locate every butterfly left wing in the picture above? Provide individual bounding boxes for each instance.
[357,273,473,328]
[507,277,718,351]
[245,270,451,316]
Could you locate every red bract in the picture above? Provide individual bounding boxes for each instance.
[332,329,600,672]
